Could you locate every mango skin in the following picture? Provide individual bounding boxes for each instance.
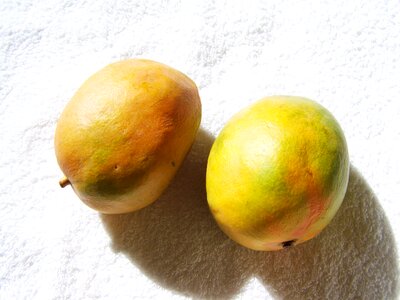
[206,96,349,251]
[55,59,201,214]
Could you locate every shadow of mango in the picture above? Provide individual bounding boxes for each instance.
[101,128,398,299]
[254,165,398,299]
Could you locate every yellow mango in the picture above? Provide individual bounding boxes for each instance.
[206,96,349,251]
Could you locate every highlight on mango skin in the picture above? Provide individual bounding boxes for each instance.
[206,96,349,251]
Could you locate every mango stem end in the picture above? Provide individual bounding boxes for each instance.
[59,177,70,188]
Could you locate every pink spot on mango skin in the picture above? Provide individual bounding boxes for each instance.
[291,183,329,238]
[283,165,330,239]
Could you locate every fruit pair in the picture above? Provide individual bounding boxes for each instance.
[55,59,349,251]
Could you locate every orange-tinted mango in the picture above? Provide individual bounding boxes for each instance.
[55,59,201,214]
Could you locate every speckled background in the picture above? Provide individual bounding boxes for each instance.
[1,0,399,299]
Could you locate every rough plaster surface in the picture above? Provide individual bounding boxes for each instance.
[1,0,399,299]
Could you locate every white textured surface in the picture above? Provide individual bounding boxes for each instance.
[1,0,399,299]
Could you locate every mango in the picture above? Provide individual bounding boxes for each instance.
[206,96,349,251]
[55,59,201,214]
